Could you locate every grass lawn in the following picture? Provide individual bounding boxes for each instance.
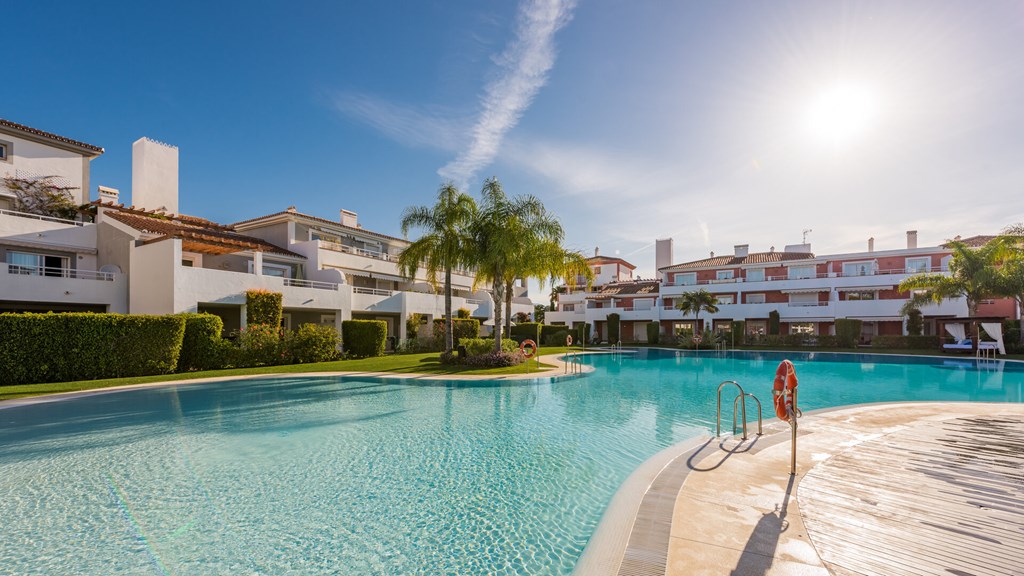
[0,346,584,401]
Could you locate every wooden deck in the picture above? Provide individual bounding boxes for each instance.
[799,416,1024,576]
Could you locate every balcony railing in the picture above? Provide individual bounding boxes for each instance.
[787,301,830,307]
[321,241,395,261]
[465,298,486,305]
[0,208,85,227]
[664,266,947,287]
[353,287,394,297]
[283,278,339,291]
[4,264,113,281]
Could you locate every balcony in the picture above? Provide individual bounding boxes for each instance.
[0,263,127,312]
[662,266,948,289]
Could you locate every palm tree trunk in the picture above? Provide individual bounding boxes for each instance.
[492,279,506,353]
[695,312,700,351]
[1017,297,1024,344]
[968,299,979,355]
[445,267,454,353]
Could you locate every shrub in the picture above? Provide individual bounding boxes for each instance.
[575,323,591,345]
[463,351,524,368]
[238,323,284,366]
[456,307,471,319]
[286,323,341,364]
[730,321,745,345]
[0,313,185,385]
[343,319,388,357]
[871,335,941,349]
[509,322,542,343]
[768,310,780,335]
[607,313,621,344]
[406,313,423,340]
[514,311,531,323]
[459,337,517,356]
[815,335,839,348]
[246,289,283,327]
[543,329,570,346]
[834,318,863,348]
[646,321,660,345]
[439,350,459,365]
[906,309,923,336]
[176,313,224,372]
[433,318,480,347]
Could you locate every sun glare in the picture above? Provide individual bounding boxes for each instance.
[805,81,879,146]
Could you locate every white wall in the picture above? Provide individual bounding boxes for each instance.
[0,134,90,204]
[129,238,178,314]
[131,138,178,213]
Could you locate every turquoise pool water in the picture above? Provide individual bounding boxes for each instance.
[1,349,1021,575]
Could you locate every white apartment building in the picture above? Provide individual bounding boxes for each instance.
[0,119,532,340]
[547,236,1014,343]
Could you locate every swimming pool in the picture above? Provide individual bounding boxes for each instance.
[1,349,1021,575]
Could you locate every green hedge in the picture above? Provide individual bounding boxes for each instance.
[730,321,745,345]
[646,321,660,345]
[509,322,542,343]
[287,324,341,364]
[543,328,571,346]
[343,320,388,357]
[871,335,941,349]
[834,318,863,348]
[459,337,518,356]
[176,313,224,372]
[0,313,185,385]
[246,289,283,327]
[607,313,621,343]
[432,318,480,344]
[768,310,780,335]
[575,323,591,345]
[906,309,923,336]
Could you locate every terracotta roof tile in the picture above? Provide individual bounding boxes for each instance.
[587,256,637,269]
[103,209,302,257]
[0,118,104,154]
[944,235,997,248]
[661,251,815,270]
[587,279,660,298]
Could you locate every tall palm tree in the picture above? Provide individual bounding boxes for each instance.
[992,226,1024,344]
[898,239,1000,354]
[398,183,477,354]
[674,289,720,348]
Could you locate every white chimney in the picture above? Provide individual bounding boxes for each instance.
[594,246,600,257]
[98,186,119,204]
[734,244,749,258]
[131,137,178,213]
[340,209,358,228]
[868,237,875,253]
[783,243,812,254]
[907,230,918,249]
[655,238,673,271]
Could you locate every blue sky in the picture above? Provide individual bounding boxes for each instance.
[7,1,1024,290]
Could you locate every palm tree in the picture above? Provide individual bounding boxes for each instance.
[898,239,1000,354]
[398,183,477,354]
[674,289,720,349]
[992,226,1024,344]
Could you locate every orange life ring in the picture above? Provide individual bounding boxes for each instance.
[566,334,573,346]
[520,339,538,359]
[693,334,702,344]
[772,360,799,421]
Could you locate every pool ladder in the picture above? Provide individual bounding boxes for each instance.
[564,352,583,374]
[716,380,763,440]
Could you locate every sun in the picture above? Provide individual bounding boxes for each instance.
[805,81,879,146]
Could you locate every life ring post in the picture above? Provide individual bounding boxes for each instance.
[520,339,538,373]
[772,360,800,475]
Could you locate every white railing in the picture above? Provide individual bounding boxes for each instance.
[663,265,949,287]
[353,287,394,296]
[787,301,830,307]
[4,264,112,281]
[0,208,85,226]
[283,278,339,291]
[320,241,394,261]
[465,298,486,305]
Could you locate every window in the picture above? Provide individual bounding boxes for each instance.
[673,272,697,285]
[845,291,876,301]
[0,141,8,162]
[673,321,694,335]
[842,261,874,277]
[593,266,602,274]
[181,259,194,267]
[789,322,815,335]
[6,251,68,276]
[634,299,654,310]
[788,293,819,306]
[746,320,767,335]
[745,268,765,282]
[281,313,291,330]
[788,266,816,280]
[716,295,734,305]
[259,262,292,278]
[311,231,341,244]
[716,270,735,281]
[905,257,930,273]
[746,293,766,304]
[320,314,336,326]
[562,303,575,312]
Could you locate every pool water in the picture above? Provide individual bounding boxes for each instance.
[1,349,1021,575]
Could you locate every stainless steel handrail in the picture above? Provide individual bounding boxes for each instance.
[716,380,763,440]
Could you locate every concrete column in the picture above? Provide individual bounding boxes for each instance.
[240,305,247,330]
[253,252,263,275]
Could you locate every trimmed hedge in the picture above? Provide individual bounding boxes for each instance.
[607,313,621,344]
[834,318,863,348]
[543,328,570,346]
[730,321,745,344]
[246,289,283,327]
[459,337,518,356]
[176,313,224,372]
[768,310,780,335]
[575,323,591,345]
[433,318,480,345]
[0,313,185,385]
[906,309,923,336]
[871,335,941,349]
[646,321,660,345]
[509,322,542,343]
[343,320,388,357]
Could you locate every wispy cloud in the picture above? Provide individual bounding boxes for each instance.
[331,93,467,151]
[438,0,577,185]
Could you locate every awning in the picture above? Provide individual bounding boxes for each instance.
[781,288,830,294]
[836,285,893,292]
[0,238,97,255]
[779,317,833,322]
